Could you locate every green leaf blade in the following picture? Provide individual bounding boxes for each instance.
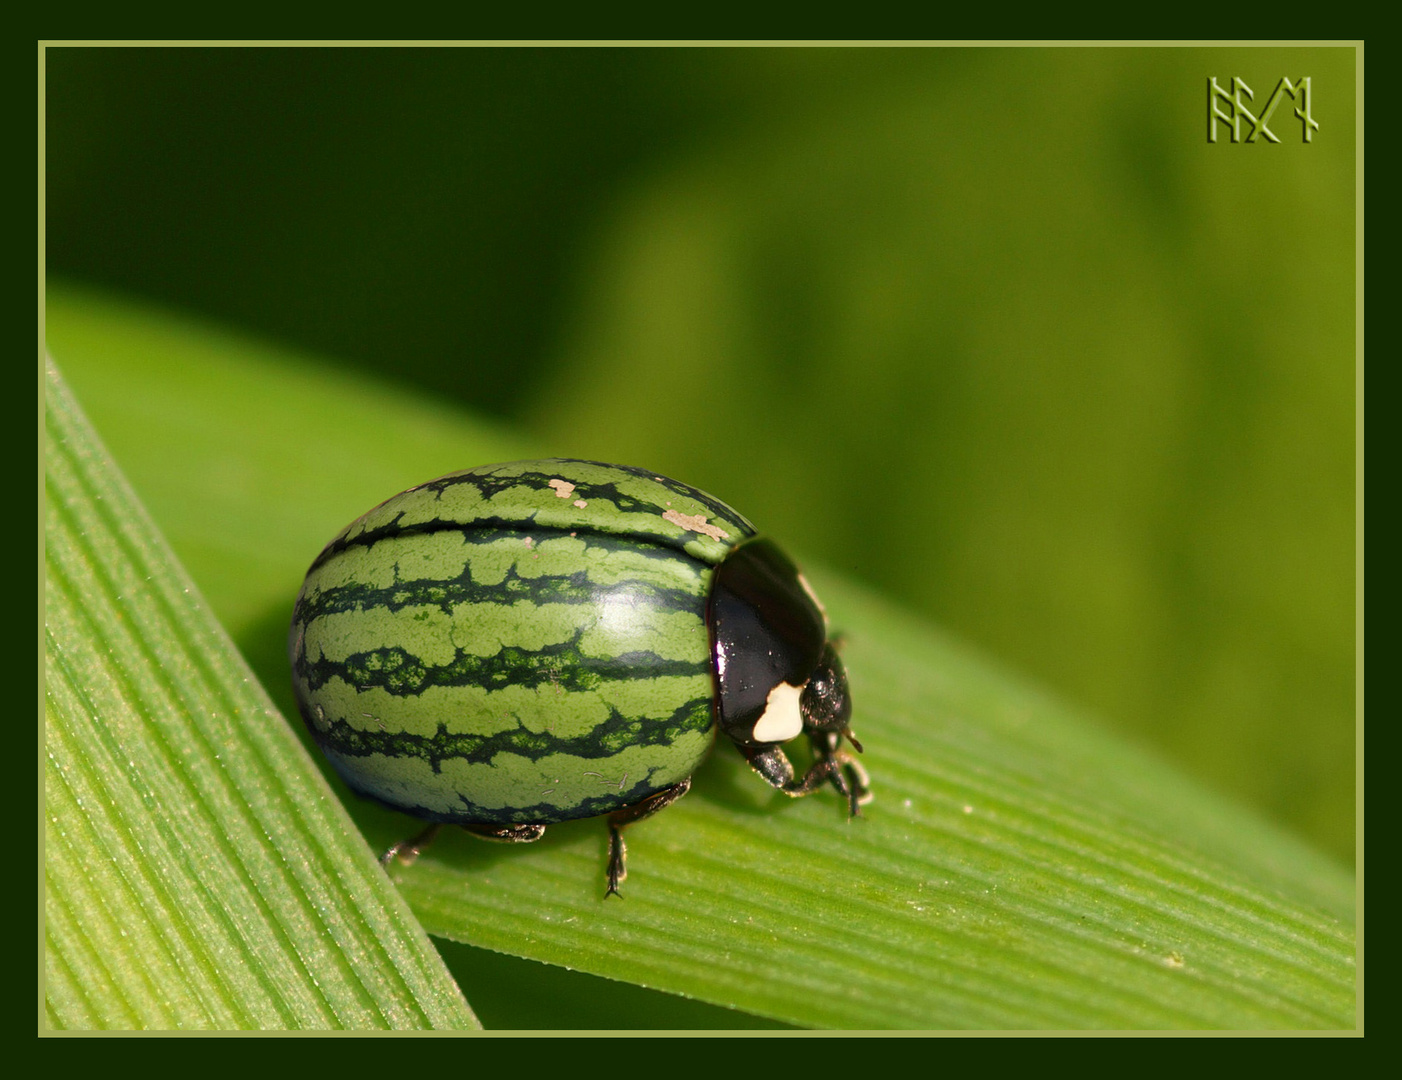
[44,359,479,1031]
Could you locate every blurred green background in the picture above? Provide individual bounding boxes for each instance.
[44,46,1356,865]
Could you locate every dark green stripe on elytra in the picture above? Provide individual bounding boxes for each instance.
[299,640,710,698]
[312,695,712,772]
[310,459,757,573]
[457,459,754,535]
[343,781,697,828]
[295,529,705,624]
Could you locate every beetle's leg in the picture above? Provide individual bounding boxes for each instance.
[379,822,444,868]
[741,743,837,798]
[604,778,692,898]
[462,822,547,844]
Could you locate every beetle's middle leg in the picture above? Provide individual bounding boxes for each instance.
[462,822,548,845]
[604,778,692,898]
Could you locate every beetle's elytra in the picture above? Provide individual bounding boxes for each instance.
[289,459,868,895]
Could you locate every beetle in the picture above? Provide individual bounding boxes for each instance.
[288,459,868,895]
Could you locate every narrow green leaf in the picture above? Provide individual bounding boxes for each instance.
[44,358,478,1031]
[47,289,1355,1030]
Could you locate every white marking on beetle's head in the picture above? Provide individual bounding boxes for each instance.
[663,509,729,541]
[752,682,805,743]
[548,478,576,498]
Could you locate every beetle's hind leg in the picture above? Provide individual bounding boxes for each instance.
[380,823,445,868]
[383,821,545,870]
[604,778,692,898]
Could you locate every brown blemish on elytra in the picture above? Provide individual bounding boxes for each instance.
[663,509,729,541]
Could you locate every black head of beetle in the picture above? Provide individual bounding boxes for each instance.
[800,643,853,736]
[708,538,866,808]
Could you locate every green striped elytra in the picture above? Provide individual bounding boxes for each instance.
[289,459,868,895]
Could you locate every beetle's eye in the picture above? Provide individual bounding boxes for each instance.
[800,644,851,733]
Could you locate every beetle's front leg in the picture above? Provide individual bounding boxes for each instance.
[809,731,873,817]
[740,743,837,797]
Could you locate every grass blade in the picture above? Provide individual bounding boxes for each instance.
[44,357,478,1030]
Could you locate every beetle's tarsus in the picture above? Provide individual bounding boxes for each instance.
[606,828,626,898]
